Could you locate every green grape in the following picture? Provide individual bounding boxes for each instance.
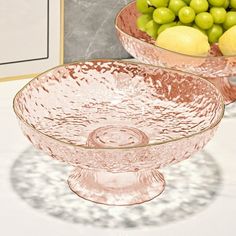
[210,7,226,24]
[182,0,192,4]
[208,0,225,7]
[195,12,214,29]
[136,14,152,31]
[193,23,207,34]
[223,11,236,29]
[145,20,160,39]
[207,24,223,43]
[136,0,155,14]
[153,7,176,24]
[223,0,230,8]
[178,7,196,23]
[149,0,169,7]
[168,0,186,15]
[230,0,236,8]
[190,0,209,14]
[158,22,177,35]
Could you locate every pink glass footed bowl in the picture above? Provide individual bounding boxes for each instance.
[115,1,236,104]
[13,60,224,206]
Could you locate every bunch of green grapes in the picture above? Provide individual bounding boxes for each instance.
[136,0,236,43]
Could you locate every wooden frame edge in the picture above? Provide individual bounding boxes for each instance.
[0,0,64,83]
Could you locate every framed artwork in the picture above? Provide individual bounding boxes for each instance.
[0,0,64,82]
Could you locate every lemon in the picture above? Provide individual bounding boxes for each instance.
[218,26,236,56]
[156,26,210,56]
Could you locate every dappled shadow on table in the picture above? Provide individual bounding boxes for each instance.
[10,147,222,228]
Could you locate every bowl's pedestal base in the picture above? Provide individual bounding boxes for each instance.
[68,167,165,206]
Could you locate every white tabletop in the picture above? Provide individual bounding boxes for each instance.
[1,78,236,236]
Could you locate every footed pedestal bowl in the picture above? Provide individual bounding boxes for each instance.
[115,1,236,104]
[13,60,224,205]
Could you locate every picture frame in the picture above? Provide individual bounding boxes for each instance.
[0,0,64,82]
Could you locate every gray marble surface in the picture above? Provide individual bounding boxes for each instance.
[64,0,132,63]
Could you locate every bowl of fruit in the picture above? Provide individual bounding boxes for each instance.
[115,0,236,104]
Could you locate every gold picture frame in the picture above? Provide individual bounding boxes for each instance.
[0,0,64,82]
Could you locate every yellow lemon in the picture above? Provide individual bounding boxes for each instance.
[219,25,236,56]
[156,26,210,56]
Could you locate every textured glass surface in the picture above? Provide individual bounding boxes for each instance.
[115,1,236,104]
[13,60,224,205]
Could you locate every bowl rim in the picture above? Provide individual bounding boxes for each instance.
[13,59,225,150]
[115,0,236,59]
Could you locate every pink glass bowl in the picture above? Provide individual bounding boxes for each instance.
[115,1,236,104]
[13,60,224,205]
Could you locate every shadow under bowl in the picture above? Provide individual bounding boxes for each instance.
[13,59,224,205]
